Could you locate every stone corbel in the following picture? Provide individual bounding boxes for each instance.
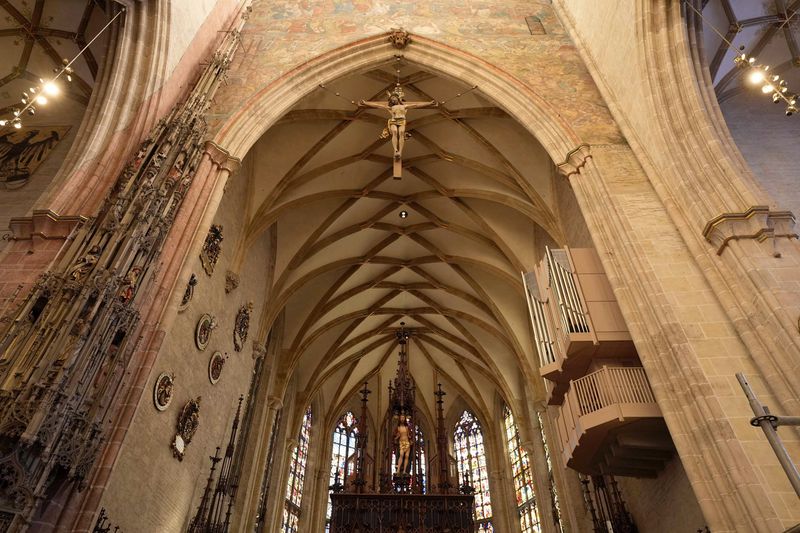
[267,395,283,410]
[204,140,242,175]
[252,340,267,360]
[556,143,591,178]
[703,206,797,256]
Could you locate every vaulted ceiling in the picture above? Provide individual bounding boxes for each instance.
[0,0,110,117]
[241,63,576,428]
[700,0,800,103]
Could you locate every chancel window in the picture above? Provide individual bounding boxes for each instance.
[454,410,493,532]
[503,405,541,533]
[281,407,312,533]
[326,411,359,529]
[537,411,563,532]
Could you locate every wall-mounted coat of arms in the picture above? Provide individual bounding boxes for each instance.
[199,224,223,275]
[233,302,253,352]
[171,396,201,461]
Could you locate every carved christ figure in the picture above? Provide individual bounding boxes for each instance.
[360,86,437,177]
[394,415,412,474]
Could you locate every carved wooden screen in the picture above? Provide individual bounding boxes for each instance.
[454,410,493,532]
[282,407,312,533]
[503,405,541,533]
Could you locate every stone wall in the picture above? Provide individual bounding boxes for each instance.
[722,91,800,217]
[99,153,270,530]
[618,457,706,532]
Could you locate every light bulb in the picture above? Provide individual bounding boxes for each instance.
[0,120,6,126]
[399,210,408,219]
[43,81,59,95]
[762,84,774,94]
[35,95,47,105]
[748,70,765,84]
[13,121,21,129]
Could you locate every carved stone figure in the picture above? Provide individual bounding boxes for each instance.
[200,225,223,275]
[233,302,253,352]
[388,28,411,49]
[117,266,143,304]
[67,246,101,282]
[172,397,201,461]
[360,86,436,178]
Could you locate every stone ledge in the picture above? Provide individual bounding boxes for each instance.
[556,143,592,178]
[8,209,87,242]
[702,206,797,256]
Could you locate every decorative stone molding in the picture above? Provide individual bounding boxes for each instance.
[702,206,797,256]
[7,210,87,242]
[225,270,240,293]
[556,144,591,178]
[204,140,242,175]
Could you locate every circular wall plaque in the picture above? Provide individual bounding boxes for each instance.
[195,313,216,350]
[153,372,174,411]
[209,351,225,384]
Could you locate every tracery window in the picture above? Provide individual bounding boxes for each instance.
[281,406,312,533]
[503,405,541,533]
[326,411,360,529]
[454,410,493,532]
[537,411,563,532]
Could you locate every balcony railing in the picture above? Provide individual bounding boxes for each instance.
[572,366,656,417]
[554,366,667,475]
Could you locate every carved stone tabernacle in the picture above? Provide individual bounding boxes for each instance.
[0,13,242,528]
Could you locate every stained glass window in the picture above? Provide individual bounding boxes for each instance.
[281,406,312,533]
[503,405,541,533]
[537,411,563,532]
[454,410,493,532]
[326,412,360,530]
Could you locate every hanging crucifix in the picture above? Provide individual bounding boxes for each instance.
[359,85,437,179]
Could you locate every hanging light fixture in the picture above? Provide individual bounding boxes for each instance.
[0,7,125,129]
[685,1,798,116]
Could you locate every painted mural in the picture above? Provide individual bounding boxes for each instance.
[0,126,70,189]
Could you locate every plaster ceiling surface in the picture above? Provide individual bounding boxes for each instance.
[245,64,562,426]
[0,0,111,117]
[700,0,800,103]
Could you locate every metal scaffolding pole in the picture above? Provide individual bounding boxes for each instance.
[736,373,800,498]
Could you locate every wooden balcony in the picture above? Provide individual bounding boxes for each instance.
[524,247,637,404]
[553,366,672,477]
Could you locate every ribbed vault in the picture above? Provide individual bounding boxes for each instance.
[241,63,569,423]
